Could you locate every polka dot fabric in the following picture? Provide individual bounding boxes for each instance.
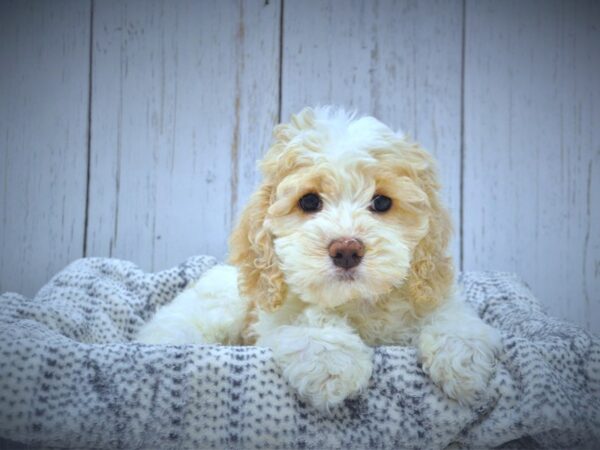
[0,257,598,449]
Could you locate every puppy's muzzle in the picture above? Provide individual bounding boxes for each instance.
[328,238,365,270]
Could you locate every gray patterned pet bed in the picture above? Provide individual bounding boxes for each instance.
[0,256,598,449]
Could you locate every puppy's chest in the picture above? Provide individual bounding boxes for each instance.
[339,300,420,346]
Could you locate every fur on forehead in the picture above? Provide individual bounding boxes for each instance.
[306,107,396,159]
[262,106,425,184]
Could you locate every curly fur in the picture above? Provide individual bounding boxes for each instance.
[137,106,501,411]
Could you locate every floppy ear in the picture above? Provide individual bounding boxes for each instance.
[228,182,287,312]
[403,145,455,316]
[228,107,318,311]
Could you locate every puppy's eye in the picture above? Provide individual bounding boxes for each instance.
[370,195,392,213]
[298,193,322,213]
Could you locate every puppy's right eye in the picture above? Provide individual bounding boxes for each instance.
[298,193,322,213]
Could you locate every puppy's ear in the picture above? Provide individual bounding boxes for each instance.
[229,107,317,311]
[403,145,454,315]
[228,110,309,312]
[228,182,287,312]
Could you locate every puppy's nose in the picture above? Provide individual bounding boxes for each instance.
[328,238,365,270]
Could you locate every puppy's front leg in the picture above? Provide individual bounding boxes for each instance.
[418,296,502,406]
[257,307,373,411]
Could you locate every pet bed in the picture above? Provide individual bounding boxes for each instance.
[0,256,598,449]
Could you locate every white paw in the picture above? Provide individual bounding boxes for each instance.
[419,324,501,406]
[267,327,373,411]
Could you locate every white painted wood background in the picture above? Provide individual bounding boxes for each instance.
[1,0,598,333]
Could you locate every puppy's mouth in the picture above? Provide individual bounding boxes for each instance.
[333,267,359,282]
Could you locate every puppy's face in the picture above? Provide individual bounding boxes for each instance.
[230,107,452,314]
[262,113,431,308]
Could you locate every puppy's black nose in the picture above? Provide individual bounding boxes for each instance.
[328,238,365,269]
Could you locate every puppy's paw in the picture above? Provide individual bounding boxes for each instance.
[419,324,501,406]
[270,328,373,411]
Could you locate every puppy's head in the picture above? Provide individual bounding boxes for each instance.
[229,107,453,315]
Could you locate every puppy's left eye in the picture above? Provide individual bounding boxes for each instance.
[298,193,322,213]
[370,195,392,213]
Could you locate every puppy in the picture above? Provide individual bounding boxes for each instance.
[137,107,501,411]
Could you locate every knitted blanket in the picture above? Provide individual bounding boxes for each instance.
[0,256,598,449]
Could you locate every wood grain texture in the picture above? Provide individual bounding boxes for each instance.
[1,0,599,334]
[463,0,600,332]
[281,0,464,262]
[0,0,91,296]
[86,0,280,270]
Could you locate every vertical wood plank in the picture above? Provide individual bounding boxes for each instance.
[463,0,600,332]
[0,0,91,296]
[281,0,464,262]
[87,0,280,269]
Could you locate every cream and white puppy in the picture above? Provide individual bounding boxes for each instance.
[137,107,501,411]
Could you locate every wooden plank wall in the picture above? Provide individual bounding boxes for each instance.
[1,0,598,333]
[86,0,280,270]
[0,0,91,295]
[463,0,600,332]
